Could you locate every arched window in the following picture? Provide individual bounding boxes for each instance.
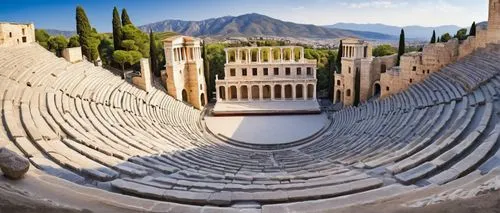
[274,85,282,99]
[346,89,351,97]
[182,89,188,102]
[381,64,387,73]
[219,86,226,100]
[337,80,341,86]
[200,94,206,107]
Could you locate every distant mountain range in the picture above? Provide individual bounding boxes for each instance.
[43,29,76,38]
[323,23,482,40]
[43,13,487,42]
[138,13,396,41]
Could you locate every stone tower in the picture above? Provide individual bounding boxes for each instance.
[163,36,207,109]
[334,38,373,106]
[489,0,500,43]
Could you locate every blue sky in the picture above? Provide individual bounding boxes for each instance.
[0,0,489,32]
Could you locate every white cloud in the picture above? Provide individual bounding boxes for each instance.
[341,0,409,9]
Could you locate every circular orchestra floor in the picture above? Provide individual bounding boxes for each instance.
[205,114,329,145]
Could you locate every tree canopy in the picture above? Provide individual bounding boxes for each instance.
[397,29,405,66]
[372,44,397,57]
[121,8,133,26]
[112,7,122,51]
[470,22,476,36]
[35,29,50,49]
[47,35,68,57]
[454,28,468,41]
[68,35,80,47]
[440,33,452,43]
[430,30,436,44]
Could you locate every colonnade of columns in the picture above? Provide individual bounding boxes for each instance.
[216,83,316,102]
[171,46,202,62]
[224,46,305,64]
[342,45,367,59]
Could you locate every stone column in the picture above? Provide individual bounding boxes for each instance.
[259,84,264,101]
[257,48,261,63]
[303,84,307,100]
[236,49,240,63]
[216,85,220,101]
[237,85,241,101]
[300,48,304,61]
[225,49,229,64]
[292,84,296,101]
[269,48,273,63]
[290,47,295,62]
[249,85,253,101]
[225,86,229,101]
[247,49,251,63]
[313,83,317,99]
[271,84,275,100]
[281,85,285,100]
[280,48,283,62]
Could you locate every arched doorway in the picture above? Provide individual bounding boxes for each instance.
[307,84,314,99]
[296,84,304,99]
[263,85,271,99]
[200,93,206,106]
[219,86,226,100]
[229,86,237,100]
[335,90,341,103]
[241,85,248,100]
[251,85,260,100]
[373,82,381,97]
[274,85,282,99]
[182,89,188,102]
[284,85,292,99]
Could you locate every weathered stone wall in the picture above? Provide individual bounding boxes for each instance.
[62,47,83,63]
[163,36,207,109]
[0,23,35,47]
[132,58,152,92]
[488,0,500,43]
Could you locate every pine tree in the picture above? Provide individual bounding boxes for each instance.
[76,6,92,61]
[335,40,343,74]
[470,21,477,36]
[397,29,405,66]
[430,30,436,43]
[149,30,159,77]
[121,8,133,26]
[112,7,122,50]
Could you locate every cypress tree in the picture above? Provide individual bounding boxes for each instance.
[430,30,436,44]
[112,7,122,50]
[149,30,159,77]
[121,8,133,26]
[336,40,343,74]
[437,37,441,43]
[470,21,477,36]
[397,29,405,66]
[76,6,92,61]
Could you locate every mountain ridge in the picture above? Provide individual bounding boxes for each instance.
[138,13,396,40]
[323,22,479,39]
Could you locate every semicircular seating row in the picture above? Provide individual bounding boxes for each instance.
[1,43,500,212]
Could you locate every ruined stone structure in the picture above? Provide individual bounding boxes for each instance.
[488,0,500,43]
[62,47,83,63]
[337,0,500,104]
[334,39,397,105]
[163,36,207,109]
[132,58,153,92]
[0,22,35,47]
[213,46,319,115]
